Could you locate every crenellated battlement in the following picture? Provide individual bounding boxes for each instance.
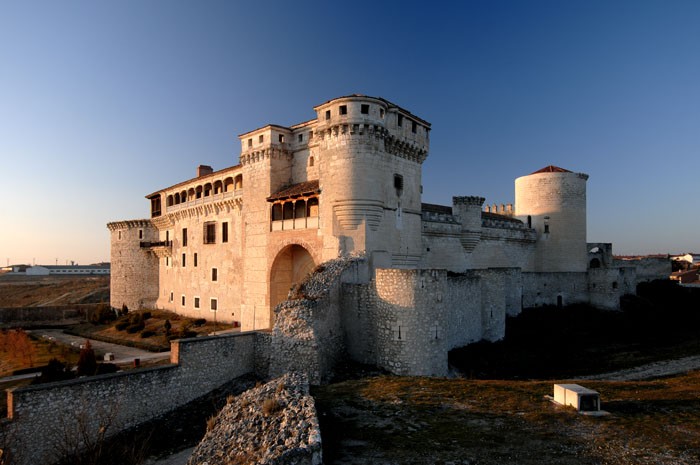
[453,196,485,206]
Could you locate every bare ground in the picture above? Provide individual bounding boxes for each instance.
[0,275,109,307]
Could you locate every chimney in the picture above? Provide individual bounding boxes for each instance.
[197,165,213,177]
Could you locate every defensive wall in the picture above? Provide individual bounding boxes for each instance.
[5,332,261,465]
[0,305,95,326]
[613,256,671,285]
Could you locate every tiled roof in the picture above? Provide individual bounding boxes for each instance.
[531,165,572,174]
[267,180,320,201]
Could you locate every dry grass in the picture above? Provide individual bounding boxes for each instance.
[314,373,700,464]
[0,275,109,307]
[0,332,79,377]
[261,397,281,417]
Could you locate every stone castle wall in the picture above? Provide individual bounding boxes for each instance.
[5,333,257,465]
[613,256,671,285]
[521,272,590,308]
[588,267,637,310]
[107,220,159,311]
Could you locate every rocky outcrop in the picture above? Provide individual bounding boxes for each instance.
[186,372,322,465]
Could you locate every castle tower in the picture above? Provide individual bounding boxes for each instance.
[313,95,430,268]
[514,166,589,272]
[452,196,485,253]
[106,219,159,311]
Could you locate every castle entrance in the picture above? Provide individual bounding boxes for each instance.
[269,244,316,325]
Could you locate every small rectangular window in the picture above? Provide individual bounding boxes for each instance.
[194,253,198,267]
[339,105,347,115]
[325,110,330,120]
[194,297,200,309]
[181,295,186,306]
[298,134,303,142]
[166,231,170,241]
[204,222,216,244]
[309,130,313,139]
[380,108,385,118]
[169,291,173,302]
[182,253,186,267]
[394,174,404,191]
[259,134,264,143]
[398,114,403,127]
[248,138,252,147]
[279,134,285,143]
[222,222,229,243]
[182,228,187,247]
[139,229,143,239]
[412,121,417,133]
[118,231,121,240]
[212,268,218,281]
[210,298,218,311]
[361,104,369,114]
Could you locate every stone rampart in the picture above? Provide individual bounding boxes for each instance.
[522,272,590,308]
[5,332,258,465]
[588,267,636,310]
[613,256,671,285]
[0,305,94,326]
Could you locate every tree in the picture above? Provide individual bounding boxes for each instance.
[77,340,97,376]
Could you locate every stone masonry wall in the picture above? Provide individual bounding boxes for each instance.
[343,268,510,377]
[5,332,257,465]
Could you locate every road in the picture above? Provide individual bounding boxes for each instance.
[29,329,171,365]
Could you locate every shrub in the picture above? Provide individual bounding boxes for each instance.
[121,303,129,315]
[181,330,197,339]
[115,321,129,331]
[90,304,115,325]
[140,330,156,338]
[142,311,152,320]
[206,415,217,432]
[193,318,206,327]
[130,313,143,325]
[126,323,145,334]
[164,319,172,336]
[95,363,119,375]
[262,397,281,416]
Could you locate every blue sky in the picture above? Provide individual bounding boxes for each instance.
[1,0,698,265]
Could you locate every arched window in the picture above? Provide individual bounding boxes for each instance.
[590,258,601,269]
[167,195,174,207]
[234,174,243,189]
[224,177,234,192]
[204,183,212,197]
[174,193,181,204]
[188,188,195,201]
[213,180,223,194]
[196,186,203,199]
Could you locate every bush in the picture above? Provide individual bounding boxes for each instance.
[130,313,143,325]
[90,304,115,325]
[262,397,281,416]
[121,303,129,315]
[95,363,119,375]
[140,330,156,338]
[126,323,145,334]
[115,321,129,331]
[181,330,197,339]
[193,318,206,327]
[164,319,172,336]
[142,311,152,320]
[77,340,97,376]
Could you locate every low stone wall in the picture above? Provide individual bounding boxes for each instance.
[0,305,94,326]
[5,332,258,465]
[187,372,321,465]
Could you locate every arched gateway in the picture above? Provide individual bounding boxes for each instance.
[269,244,316,324]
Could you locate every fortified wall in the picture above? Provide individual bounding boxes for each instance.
[4,332,263,465]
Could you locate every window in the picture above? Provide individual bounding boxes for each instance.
[544,216,550,234]
[169,291,173,302]
[194,297,200,309]
[181,295,186,306]
[210,298,218,311]
[527,215,532,228]
[394,174,404,194]
[182,228,187,247]
[222,222,229,243]
[279,134,285,143]
[204,222,216,244]
[325,110,330,120]
[309,130,313,139]
[182,253,186,267]
[258,134,264,143]
[212,268,218,281]
[118,231,121,240]
[398,114,403,127]
[309,156,314,167]
[247,138,252,148]
[380,108,385,118]
[361,104,369,114]
[194,253,198,267]
[339,105,347,115]
[298,134,303,142]
[166,230,170,242]
[411,121,417,133]
[139,229,143,239]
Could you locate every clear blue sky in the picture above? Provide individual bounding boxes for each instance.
[1,0,698,265]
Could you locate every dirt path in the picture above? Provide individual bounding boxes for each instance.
[577,354,700,381]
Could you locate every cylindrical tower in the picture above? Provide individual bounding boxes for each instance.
[107,219,159,311]
[452,196,485,253]
[514,166,589,272]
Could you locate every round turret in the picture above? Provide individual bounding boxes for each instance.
[515,166,589,272]
[107,219,160,311]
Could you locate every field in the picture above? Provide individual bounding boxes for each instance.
[0,274,109,307]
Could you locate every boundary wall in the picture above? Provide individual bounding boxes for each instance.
[0,305,95,326]
[5,332,258,465]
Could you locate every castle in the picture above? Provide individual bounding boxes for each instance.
[108,95,663,378]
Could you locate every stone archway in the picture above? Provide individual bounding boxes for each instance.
[269,244,316,325]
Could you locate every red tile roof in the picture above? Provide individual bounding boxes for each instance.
[267,180,320,201]
[530,165,572,174]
